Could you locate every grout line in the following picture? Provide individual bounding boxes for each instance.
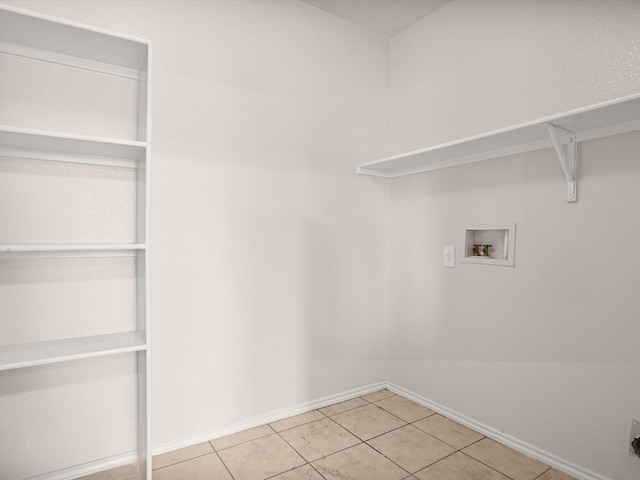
[151,451,215,472]
[461,437,487,450]
[269,409,327,433]
[458,449,520,480]
[151,389,560,480]
[361,390,397,403]
[150,383,386,458]
[367,402,411,425]
[210,425,276,452]
[308,461,330,480]
[361,440,414,477]
[319,397,369,416]
[312,440,366,462]
[262,464,306,480]
[213,449,236,480]
[87,386,569,480]
[532,467,553,479]
[359,421,408,443]
[260,461,332,480]
[408,416,484,451]
[274,428,309,466]
[276,414,367,465]
[387,385,586,480]
[327,402,412,444]
[413,449,461,472]
[360,416,471,477]
[307,442,412,480]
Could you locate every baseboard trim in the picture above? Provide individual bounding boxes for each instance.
[27,451,139,480]
[27,382,385,479]
[29,380,607,480]
[29,382,386,480]
[385,382,610,480]
[152,381,386,456]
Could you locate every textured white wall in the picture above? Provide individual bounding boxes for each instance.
[387,1,640,479]
[390,0,640,152]
[0,1,390,476]
[3,0,640,478]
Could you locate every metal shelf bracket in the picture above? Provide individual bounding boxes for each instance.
[546,122,577,202]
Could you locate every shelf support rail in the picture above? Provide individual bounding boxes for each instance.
[545,122,577,202]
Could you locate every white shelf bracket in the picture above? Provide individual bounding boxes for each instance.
[546,123,577,202]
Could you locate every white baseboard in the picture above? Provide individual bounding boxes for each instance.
[29,380,607,480]
[385,382,610,480]
[27,451,139,480]
[27,382,385,479]
[152,381,386,456]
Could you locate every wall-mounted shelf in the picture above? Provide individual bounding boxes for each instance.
[0,126,146,168]
[0,5,148,79]
[0,331,147,372]
[358,94,640,202]
[0,244,146,258]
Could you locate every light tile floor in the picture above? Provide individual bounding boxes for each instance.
[81,389,576,480]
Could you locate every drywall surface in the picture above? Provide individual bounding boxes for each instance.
[4,0,638,478]
[390,0,640,152]
[0,0,390,476]
[387,1,640,479]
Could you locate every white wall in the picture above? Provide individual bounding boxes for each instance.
[387,1,640,479]
[0,1,390,477]
[390,0,640,151]
[3,1,640,479]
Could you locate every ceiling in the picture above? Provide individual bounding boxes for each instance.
[300,0,449,36]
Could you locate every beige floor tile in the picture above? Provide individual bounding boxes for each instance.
[361,389,396,403]
[270,464,326,480]
[312,443,408,480]
[413,414,484,449]
[210,424,274,450]
[368,424,455,473]
[415,452,510,480]
[153,453,232,480]
[217,433,305,480]
[76,463,139,480]
[279,417,361,462]
[463,438,549,480]
[319,397,369,416]
[536,468,578,480]
[374,395,436,423]
[153,442,214,470]
[332,403,406,440]
[270,410,326,432]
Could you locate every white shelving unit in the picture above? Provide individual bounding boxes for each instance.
[358,93,640,202]
[0,4,152,478]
